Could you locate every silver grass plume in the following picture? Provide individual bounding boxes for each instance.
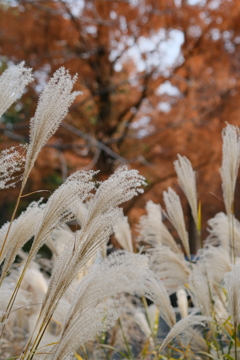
[220,124,240,217]
[206,212,240,256]
[197,245,231,289]
[25,170,96,267]
[0,67,80,276]
[174,155,198,227]
[84,166,146,228]
[47,298,120,360]
[3,171,96,326]
[163,188,190,258]
[25,168,146,354]
[39,207,123,330]
[23,67,81,186]
[0,200,44,280]
[48,252,176,360]
[224,265,240,325]
[189,268,212,318]
[134,308,153,339]
[157,311,211,353]
[114,215,133,252]
[137,200,180,253]
[0,145,27,190]
[0,282,28,318]
[176,289,188,318]
[0,62,33,118]
[179,328,209,356]
[45,224,73,259]
[20,263,48,336]
[133,303,159,347]
[148,246,191,295]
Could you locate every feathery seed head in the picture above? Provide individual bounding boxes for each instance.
[114,215,133,252]
[137,200,180,253]
[29,168,146,345]
[0,145,27,190]
[0,62,33,118]
[137,200,163,246]
[220,123,240,216]
[83,166,146,227]
[206,212,240,256]
[189,268,212,317]
[158,311,211,353]
[27,170,97,263]
[177,289,188,318]
[0,199,44,278]
[49,252,175,360]
[197,245,231,287]
[174,154,198,226]
[163,187,190,257]
[149,246,191,294]
[224,265,240,325]
[23,67,81,184]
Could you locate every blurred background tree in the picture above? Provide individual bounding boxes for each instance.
[1,0,240,252]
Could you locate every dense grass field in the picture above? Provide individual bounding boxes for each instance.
[1,63,240,360]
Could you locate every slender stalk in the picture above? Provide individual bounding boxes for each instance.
[197,200,203,249]
[177,335,188,360]
[27,318,52,360]
[231,205,236,265]
[0,261,29,338]
[21,309,50,359]
[235,322,238,360]
[0,186,23,261]
[118,318,133,359]
[141,295,156,346]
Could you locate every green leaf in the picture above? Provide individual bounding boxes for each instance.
[223,355,235,360]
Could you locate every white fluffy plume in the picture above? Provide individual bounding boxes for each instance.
[137,200,180,253]
[206,212,240,256]
[0,199,44,280]
[114,215,133,252]
[48,252,175,360]
[148,246,191,295]
[220,124,240,216]
[23,67,81,185]
[224,265,240,325]
[163,188,190,258]
[174,155,198,227]
[157,311,211,352]
[25,170,96,266]
[0,145,27,190]
[25,168,146,355]
[197,245,231,289]
[0,62,33,118]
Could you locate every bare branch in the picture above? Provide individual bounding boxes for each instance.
[61,121,128,165]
